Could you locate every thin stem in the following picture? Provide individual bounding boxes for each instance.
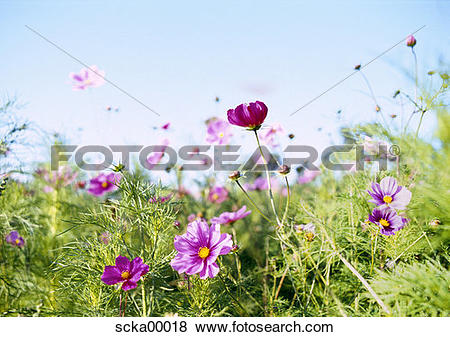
[281,176,290,225]
[141,283,146,317]
[392,232,426,264]
[300,202,391,315]
[412,48,418,103]
[235,180,272,223]
[217,269,249,316]
[253,130,281,226]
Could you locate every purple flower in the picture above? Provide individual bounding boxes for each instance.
[147,139,170,169]
[99,232,110,245]
[87,172,121,197]
[259,123,284,147]
[101,256,149,291]
[298,170,320,184]
[69,65,105,90]
[206,118,232,145]
[211,206,251,225]
[208,186,228,204]
[170,219,233,279]
[368,208,406,236]
[227,101,268,130]
[367,177,412,210]
[406,35,416,47]
[5,231,25,248]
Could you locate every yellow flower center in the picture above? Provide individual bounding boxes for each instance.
[212,193,219,200]
[383,195,392,204]
[121,271,130,280]
[101,182,109,188]
[198,247,210,259]
[15,239,20,245]
[379,219,390,227]
[306,233,314,241]
[219,132,224,138]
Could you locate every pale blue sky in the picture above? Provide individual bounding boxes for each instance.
[1,0,449,176]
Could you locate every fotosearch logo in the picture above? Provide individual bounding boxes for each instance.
[51,144,400,172]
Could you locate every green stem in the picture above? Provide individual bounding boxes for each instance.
[281,176,290,225]
[235,180,272,223]
[253,130,281,226]
[141,283,146,317]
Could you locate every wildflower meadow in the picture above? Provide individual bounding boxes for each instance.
[0,2,449,334]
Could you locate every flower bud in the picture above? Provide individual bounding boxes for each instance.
[278,165,290,175]
[406,35,416,47]
[228,170,241,181]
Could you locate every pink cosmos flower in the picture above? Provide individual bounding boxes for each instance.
[69,65,105,90]
[227,101,268,130]
[244,176,280,191]
[259,123,284,147]
[206,118,232,145]
[208,186,228,204]
[5,231,25,248]
[87,172,121,197]
[101,256,149,291]
[211,206,251,225]
[170,219,233,279]
[298,170,320,184]
[147,139,170,169]
[367,176,412,210]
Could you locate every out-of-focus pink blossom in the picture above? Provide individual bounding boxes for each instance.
[69,65,105,90]
[147,139,170,169]
[208,186,228,204]
[206,118,233,145]
[298,170,320,184]
[259,123,284,147]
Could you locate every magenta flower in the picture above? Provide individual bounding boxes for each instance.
[406,35,416,47]
[149,195,172,203]
[161,122,170,130]
[87,172,121,197]
[227,101,268,130]
[170,219,233,279]
[147,139,170,169]
[187,213,197,222]
[208,186,228,204]
[298,170,320,184]
[368,208,406,236]
[101,256,149,291]
[206,118,232,145]
[69,65,105,90]
[211,206,251,225]
[5,231,25,248]
[259,123,284,147]
[367,177,412,210]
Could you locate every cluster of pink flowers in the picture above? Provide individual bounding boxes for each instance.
[35,166,78,193]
